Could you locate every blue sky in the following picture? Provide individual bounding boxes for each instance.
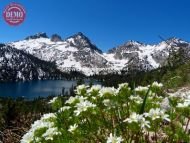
[0,0,190,51]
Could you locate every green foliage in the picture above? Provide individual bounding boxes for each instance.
[50,97,63,111]
[21,82,190,143]
[139,86,151,114]
[34,127,47,138]
[76,78,85,86]
[92,59,190,92]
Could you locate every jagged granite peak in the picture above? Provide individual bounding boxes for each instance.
[107,37,190,73]
[108,40,143,54]
[51,34,62,42]
[10,32,107,75]
[124,40,143,46]
[166,37,184,43]
[9,33,190,76]
[165,37,189,47]
[25,32,48,40]
[65,32,102,53]
[67,32,88,39]
[108,40,143,59]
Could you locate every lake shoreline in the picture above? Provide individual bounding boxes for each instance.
[0,79,101,99]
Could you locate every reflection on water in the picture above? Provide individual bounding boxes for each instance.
[0,80,79,99]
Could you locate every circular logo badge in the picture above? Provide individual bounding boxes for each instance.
[3,3,26,26]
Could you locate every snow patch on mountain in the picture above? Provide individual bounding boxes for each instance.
[0,44,69,82]
[9,33,190,76]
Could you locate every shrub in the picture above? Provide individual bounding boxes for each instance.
[21,82,190,143]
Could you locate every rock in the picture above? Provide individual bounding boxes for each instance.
[160,97,170,110]
[51,34,62,42]
[25,32,48,40]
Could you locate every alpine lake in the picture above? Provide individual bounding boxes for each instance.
[0,79,100,100]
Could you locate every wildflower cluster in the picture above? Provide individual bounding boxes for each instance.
[21,82,190,143]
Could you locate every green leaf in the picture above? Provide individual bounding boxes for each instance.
[139,86,151,114]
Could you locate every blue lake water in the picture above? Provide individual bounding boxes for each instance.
[0,80,92,99]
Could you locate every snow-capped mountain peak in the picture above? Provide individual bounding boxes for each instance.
[51,34,62,42]
[124,40,143,46]
[65,32,102,53]
[8,32,190,76]
[10,32,107,75]
[25,32,48,40]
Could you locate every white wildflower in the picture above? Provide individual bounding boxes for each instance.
[103,99,111,107]
[147,90,153,96]
[81,118,87,124]
[159,110,170,122]
[99,87,116,97]
[65,96,87,105]
[129,95,143,104]
[65,96,78,104]
[118,83,128,89]
[146,108,161,120]
[74,100,96,116]
[88,85,102,93]
[48,97,58,104]
[152,82,163,88]
[123,112,142,123]
[139,117,150,129]
[75,84,88,95]
[58,106,71,113]
[68,124,78,133]
[20,132,34,143]
[145,108,170,122]
[107,133,123,143]
[124,113,150,129]
[42,127,61,141]
[76,95,87,102]
[135,86,149,92]
[117,83,129,93]
[41,113,56,121]
[31,120,54,131]
[92,96,96,100]
[177,102,190,108]
[185,95,190,102]
[21,115,55,143]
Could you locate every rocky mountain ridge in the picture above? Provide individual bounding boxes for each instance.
[4,32,190,77]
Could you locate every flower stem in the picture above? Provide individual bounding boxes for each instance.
[185,117,190,133]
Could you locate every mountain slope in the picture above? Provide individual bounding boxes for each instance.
[0,44,75,82]
[10,33,190,76]
[11,32,109,75]
[107,38,190,72]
